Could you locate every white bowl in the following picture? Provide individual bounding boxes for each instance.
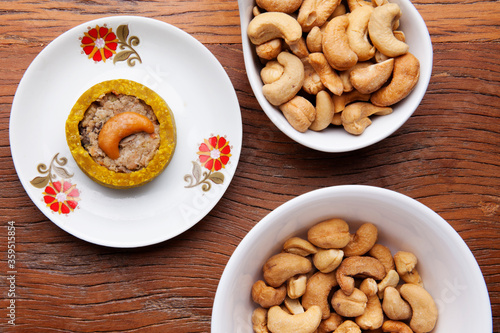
[238,0,433,152]
[212,185,492,332]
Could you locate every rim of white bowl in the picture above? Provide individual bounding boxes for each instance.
[211,185,492,332]
[238,0,434,152]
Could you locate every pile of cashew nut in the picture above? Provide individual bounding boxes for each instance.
[251,218,438,333]
[247,0,420,135]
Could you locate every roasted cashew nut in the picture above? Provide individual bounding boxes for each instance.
[247,12,302,46]
[342,222,379,256]
[98,111,155,160]
[368,3,409,57]
[252,280,287,308]
[369,243,395,274]
[355,294,384,330]
[336,255,386,295]
[302,58,325,95]
[371,52,420,106]
[382,320,414,333]
[263,52,305,106]
[256,0,303,14]
[331,288,368,317]
[298,0,342,32]
[382,286,412,321]
[283,237,318,257]
[302,271,338,319]
[313,248,344,273]
[309,52,344,96]
[279,96,316,132]
[310,90,335,131]
[332,90,371,113]
[307,218,351,249]
[263,252,313,287]
[287,274,308,299]
[400,283,438,333]
[341,102,393,135]
[252,307,269,333]
[256,39,283,61]
[261,60,285,85]
[318,313,343,332]
[347,5,376,61]
[350,58,394,94]
[394,250,423,286]
[377,269,400,298]
[267,305,322,333]
[322,15,359,71]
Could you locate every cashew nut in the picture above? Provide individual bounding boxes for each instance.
[347,0,372,12]
[369,243,395,274]
[371,52,420,106]
[261,60,285,85]
[359,278,378,297]
[307,218,351,249]
[368,3,409,57]
[309,52,344,96]
[298,0,342,32]
[382,320,413,333]
[287,274,308,299]
[347,5,376,61]
[285,296,305,315]
[382,286,412,321]
[263,52,305,106]
[252,280,287,308]
[331,288,368,317]
[332,90,371,113]
[377,269,400,298]
[256,0,303,14]
[247,12,302,46]
[267,305,322,333]
[283,237,318,257]
[313,248,344,273]
[333,320,362,333]
[399,284,438,333]
[302,271,338,319]
[98,112,155,160]
[336,256,386,295]
[263,252,313,287]
[342,222,379,256]
[302,58,325,95]
[341,102,393,135]
[350,58,394,94]
[318,313,343,333]
[289,37,310,59]
[310,90,335,131]
[279,95,316,133]
[306,26,323,53]
[393,251,423,286]
[256,39,283,61]
[322,15,358,71]
[252,307,270,333]
[356,294,384,330]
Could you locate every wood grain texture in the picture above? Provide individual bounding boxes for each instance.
[0,0,499,331]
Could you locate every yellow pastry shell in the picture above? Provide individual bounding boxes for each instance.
[66,79,176,189]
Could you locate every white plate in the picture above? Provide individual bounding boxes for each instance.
[10,16,242,248]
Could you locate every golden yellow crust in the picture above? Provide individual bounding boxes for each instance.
[66,79,176,189]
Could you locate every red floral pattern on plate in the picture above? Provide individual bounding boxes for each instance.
[81,25,118,62]
[31,154,80,215]
[43,180,80,214]
[80,24,142,66]
[185,135,232,192]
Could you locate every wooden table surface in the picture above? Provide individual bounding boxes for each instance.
[0,0,498,332]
